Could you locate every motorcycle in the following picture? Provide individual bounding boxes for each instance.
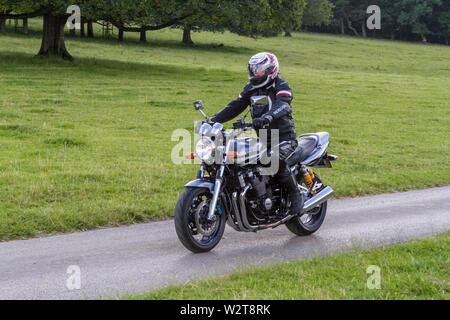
[175,97,338,253]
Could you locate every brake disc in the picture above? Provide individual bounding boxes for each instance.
[194,200,218,237]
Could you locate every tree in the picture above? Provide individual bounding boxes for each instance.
[173,0,306,44]
[269,0,306,37]
[330,0,375,36]
[94,0,204,40]
[303,0,334,30]
[182,24,194,44]
[173,0,273,44]
[0,0,203,58]
[0,8,7,33]
[436,1,450,44]
[306,0,449,44]
[331,0,348,34]
[86,21,94,38]
[0,1,80,59]
[372,0,401,40]
[395,0,442,43]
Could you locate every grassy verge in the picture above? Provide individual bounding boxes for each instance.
[0,19,449,240]
[127,233,450,300]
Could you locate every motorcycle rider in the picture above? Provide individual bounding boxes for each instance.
[210,52,304,215]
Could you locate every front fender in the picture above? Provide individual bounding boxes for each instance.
[184,179,214,193]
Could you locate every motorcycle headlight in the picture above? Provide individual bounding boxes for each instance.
[195,137,215,163]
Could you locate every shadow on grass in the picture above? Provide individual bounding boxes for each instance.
[0,26,252,81]
[0,50,239,81]
[0,27,254,55]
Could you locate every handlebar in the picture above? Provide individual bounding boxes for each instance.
[232,122,270,130]
[232,121,253,130]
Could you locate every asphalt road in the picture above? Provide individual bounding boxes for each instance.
[0,186,448,299]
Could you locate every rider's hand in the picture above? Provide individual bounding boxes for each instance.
[252,116,271,130]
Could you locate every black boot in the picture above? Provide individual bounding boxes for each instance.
[281,174,304,215]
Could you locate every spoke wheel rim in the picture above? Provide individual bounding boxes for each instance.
[297,174,325,228]
[187,191,222,246]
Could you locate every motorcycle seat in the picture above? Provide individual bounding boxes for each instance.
[286,135,318,166]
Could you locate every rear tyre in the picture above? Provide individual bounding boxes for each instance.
[174,187,226,253]
[285,201,327,236]
[286,172,327,236]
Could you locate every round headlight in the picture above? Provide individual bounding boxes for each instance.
[195,137,215,163]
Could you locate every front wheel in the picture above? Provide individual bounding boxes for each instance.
[174,187,226,253]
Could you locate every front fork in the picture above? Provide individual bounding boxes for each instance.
[207,165,224,221]
[207,138,233,221]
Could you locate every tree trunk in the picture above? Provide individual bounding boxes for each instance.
[420,33,427,43]
[140,29,146,42]
[182,25,194,44]
[0,19,6,33]
[340,18,345,34]
[361,21,367,38]
[80,20,85,37]
[347,19,359,36]
[390,31,395,40]
[284,29,292,37]
[446,37,449,46]
[118,28,124,41]
[38,13,73,60]
[69,28,75,37]
[23,18,29,35]
[87,22,94,38]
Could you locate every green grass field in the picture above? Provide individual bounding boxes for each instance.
[0,19,449,240]
[126,232,450,300]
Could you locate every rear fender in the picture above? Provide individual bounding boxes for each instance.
[308,154,338,168]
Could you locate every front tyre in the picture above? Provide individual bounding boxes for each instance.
[174,187,226,253]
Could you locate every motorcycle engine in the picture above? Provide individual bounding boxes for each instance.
[244,169,280,222]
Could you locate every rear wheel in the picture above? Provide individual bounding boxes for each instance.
[174,188,226,253]
[285,202,327,236]
[286,172,327,236]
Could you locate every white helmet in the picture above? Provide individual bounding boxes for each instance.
[248,52,279,88]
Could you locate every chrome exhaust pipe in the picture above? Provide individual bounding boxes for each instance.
[302,186,334,213]
[231,185,334,231]
[257,214,295,230]
[231,191,249,232]
[239,185,259,232]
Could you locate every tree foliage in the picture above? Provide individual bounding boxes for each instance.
[395,0,442,42]
[1,0,448,56]
[303,0,334,27]
[320,0,449,44]
[0,0,307,55]
[174,0,306,43]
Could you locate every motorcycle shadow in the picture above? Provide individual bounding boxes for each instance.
[173,231,331,271]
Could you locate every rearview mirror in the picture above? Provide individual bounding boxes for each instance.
[193,100,204,110]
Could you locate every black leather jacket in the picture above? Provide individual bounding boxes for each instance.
[211,77,297,142]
